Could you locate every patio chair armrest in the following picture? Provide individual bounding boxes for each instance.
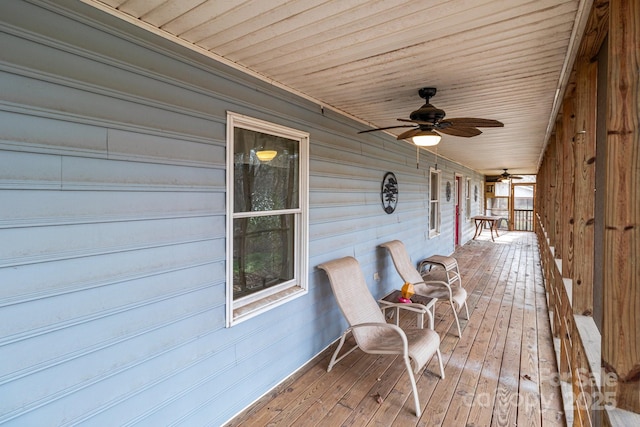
[351,322,409,354]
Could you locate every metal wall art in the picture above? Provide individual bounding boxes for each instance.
[381,172,398,214]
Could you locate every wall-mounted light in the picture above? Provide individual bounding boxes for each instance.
[411,131,441,146]
[256,150,277,162]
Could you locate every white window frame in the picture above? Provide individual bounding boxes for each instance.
[466,178,472,221]
[429,168,441,238]
[226,112,309,327]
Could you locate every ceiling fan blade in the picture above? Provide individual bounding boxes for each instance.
[438,126,482,138]
[446,118,504,128]
[396,128,423,140]
[511,176,524,179]
[358,125,416,134]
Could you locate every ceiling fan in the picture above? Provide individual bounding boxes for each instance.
[489,169,524,182]
[358,87,504,145]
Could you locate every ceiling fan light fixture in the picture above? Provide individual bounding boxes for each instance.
[412,131,441,146]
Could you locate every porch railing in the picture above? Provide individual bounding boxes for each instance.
[513,209,533,231]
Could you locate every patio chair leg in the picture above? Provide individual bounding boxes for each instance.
[404,356,421,417]
[451,301,462,337]
[436,348,445,379]
[328,329,358,372]
[463,301,470,320]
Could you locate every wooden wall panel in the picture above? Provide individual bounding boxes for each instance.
[537,148,548,236]
[554,121,564,259]
[573,59,597,316]
[603,0,640,414]
[538,0,640,424]
[547,134,558,245]
[561,88,576,278]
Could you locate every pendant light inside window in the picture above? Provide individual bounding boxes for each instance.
[256,150,277,162]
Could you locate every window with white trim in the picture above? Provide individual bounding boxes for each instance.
[429,168,441,237]
[226,112,309,326]
[466,178,472,220]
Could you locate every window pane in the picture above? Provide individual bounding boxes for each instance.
[234,128,299,213]
[233,214,295,299]
[486,197,509,219]
[430,202,437,230]
[494,181,510,197]
[466,180,471,219]
[430,172,438,200]
[514,196,534,209]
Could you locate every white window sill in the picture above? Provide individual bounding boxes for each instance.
[230,286,307,326]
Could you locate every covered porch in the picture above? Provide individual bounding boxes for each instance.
[2,1,638,424]
[227,231,566,426]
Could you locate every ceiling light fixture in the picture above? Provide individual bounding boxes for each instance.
[411,131,441,146]
[256,150,277,162]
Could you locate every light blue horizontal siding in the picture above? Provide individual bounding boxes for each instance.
[0,190,221,228]
[0,0,485,425]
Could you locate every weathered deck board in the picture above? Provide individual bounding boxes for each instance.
[465,234,520,427]
[225,232,565,426]
[493,236,528,426]
[441,235,516,427]
[518,234,544,427]
[419,242,510,426]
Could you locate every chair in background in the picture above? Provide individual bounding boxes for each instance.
[317,256,444,417]
[379,240,469,337]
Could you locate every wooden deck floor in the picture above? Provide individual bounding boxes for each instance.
[226,232,566,427]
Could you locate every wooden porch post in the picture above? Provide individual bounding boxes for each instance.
[562,86,576,279]
[548,133,558,246]
[603,0,640,414]
[555,118,564,260]
[573,59,597,316]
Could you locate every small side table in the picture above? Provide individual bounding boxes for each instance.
[471,215,501,241]
[378,290,437,329]
[418,255,462,290]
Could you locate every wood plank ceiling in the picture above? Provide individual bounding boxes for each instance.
[82,0,592,176]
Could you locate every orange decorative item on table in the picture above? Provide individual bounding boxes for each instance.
[399,282,415,303]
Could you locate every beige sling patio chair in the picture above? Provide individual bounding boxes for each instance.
[317,256,444,417]
[379,240,469,337]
